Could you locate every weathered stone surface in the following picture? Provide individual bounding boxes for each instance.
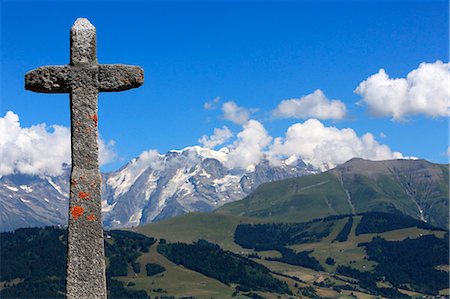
[24,18,144,299]
[99,65,144,91]
[25,64,144,93]
[70,18,97,65]
[25,66,72,93]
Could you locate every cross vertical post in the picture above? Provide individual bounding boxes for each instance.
[25,18,144,299]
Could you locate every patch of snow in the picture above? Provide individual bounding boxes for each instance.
[5,185,18,192]
[180,181,194,195]
[102,200,117,213]
[144,173,158,200]
[213,174,241,192]
[19,185,33,193]
[183,145,229,164]
[44,198,49,202]
[213,174,241,186]
[107,152,162,197]
[246,164,256,172]
[128,210,143,226]
[20,198,31,203]
[145,167,198,222]
[161,169,192,201]
[199,169,211,178]
[47,178,68,197]
[284,155,298,166]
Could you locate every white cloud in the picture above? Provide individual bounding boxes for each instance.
[272,89,347,120]
[447,146,450,157]
[379,132,387,138]
[198,126,233,149]
[270,118,405,170]
[222,101,252,125]
[226,120,272,169]
[355,61,450,121]
[0,111,116,177]
[99,139,117,166]
[136,149,164,171]
[203,96,221,110]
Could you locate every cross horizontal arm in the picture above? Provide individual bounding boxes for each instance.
[25,66,72,93]
[98,64,144,92]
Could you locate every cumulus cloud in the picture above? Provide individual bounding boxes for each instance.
[226,120,272,169]
[203,96,221,110]
[198,126,233,149]
[99,139,117,166]
[355,61,450,121]
[0,111,116,177]
[270,119,405,170]
[272,89,347,120]
[0,111,71,177]
[222,101,252,125]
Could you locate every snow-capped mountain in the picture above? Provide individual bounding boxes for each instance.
[0,167,70,232]
[0,146,315,231]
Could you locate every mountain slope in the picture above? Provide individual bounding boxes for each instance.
[0,169,70,232]
[102,146,314,228]
[217,158,449,228]
[132,212,266,252]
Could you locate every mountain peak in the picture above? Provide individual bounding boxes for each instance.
[334,157,431,175]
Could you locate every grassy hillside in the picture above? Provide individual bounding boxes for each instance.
[132,212,266,251]
[216,172,352,222]
[132,211,448,297]
[216,159,449,228]
[117,240,250,298]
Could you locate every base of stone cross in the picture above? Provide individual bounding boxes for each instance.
[66,168,106,299]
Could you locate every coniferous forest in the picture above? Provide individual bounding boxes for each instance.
[0,228,153,299]
[157,239,291,294]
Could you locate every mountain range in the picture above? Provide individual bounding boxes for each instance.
[0,146,314,232]
[2,145,447,232]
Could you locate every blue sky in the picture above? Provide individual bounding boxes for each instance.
[1,1,448,173]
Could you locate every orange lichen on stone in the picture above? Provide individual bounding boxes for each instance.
[92,114,98,126]
[78,192,90,199]
[71,206,84,220]
[87,214,96,221]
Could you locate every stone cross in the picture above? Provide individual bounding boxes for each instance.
[25,18,144,299]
